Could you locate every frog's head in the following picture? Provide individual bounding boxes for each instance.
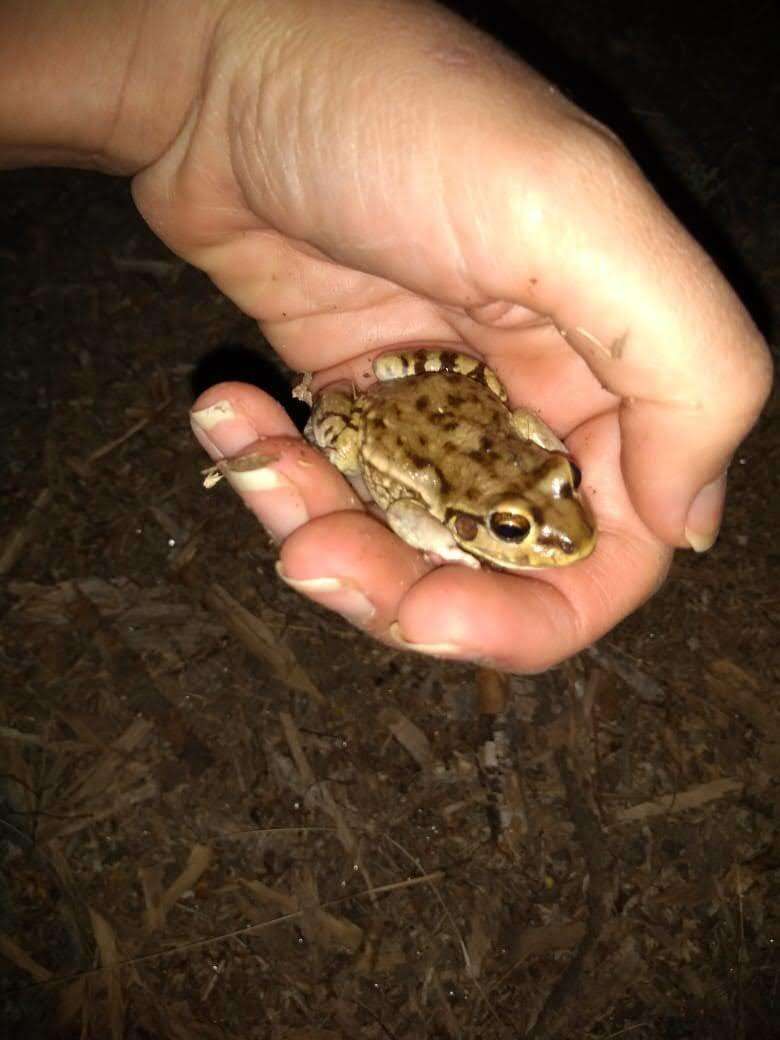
[445,454,597,570]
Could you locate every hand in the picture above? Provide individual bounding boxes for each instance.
[8,0,765,671]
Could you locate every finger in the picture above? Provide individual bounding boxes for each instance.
[190,382,361,541]
[278,512,430,636]
[191,382,434,630]
[393,526,670,672]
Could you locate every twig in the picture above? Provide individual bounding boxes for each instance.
[586,646,666,705]
[86,399,171,465]
[526,747,613,1038]
[21,870,444,991]
[615,777,743,823]
[0,489,51,576]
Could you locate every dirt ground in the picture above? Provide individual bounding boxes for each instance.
[1,2,777,1038]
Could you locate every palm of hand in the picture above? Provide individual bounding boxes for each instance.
[144,207,667,668]
[129,17,765,669]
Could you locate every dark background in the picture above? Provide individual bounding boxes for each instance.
[1,2,777,1037]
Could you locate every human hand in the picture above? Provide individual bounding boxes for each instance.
[125,0,771,671]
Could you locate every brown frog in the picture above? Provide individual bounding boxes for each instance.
[305,349,596,571]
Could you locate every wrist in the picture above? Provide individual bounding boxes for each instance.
[0,0,229,175]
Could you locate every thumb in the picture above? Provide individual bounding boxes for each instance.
[489,128,773,550]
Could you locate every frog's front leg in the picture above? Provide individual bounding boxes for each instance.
[510,408,567,453]
[385,499,481,569]
[305,388,362,475]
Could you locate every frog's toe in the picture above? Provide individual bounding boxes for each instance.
[510,407,567,453]
[425,547,482,569]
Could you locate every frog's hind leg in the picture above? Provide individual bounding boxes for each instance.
[305,389,362,475]
[385,498,481,569]
[373,350,508,402]
[510,408,567,453]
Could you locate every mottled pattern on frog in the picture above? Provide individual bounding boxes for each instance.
[306,350,596,571]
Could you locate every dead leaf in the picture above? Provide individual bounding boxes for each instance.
[139,864,165,933]
[0,488,50,576]
[708,659,780,741]
[279,712,360,864]
[380,707,434,769]
[88,907,124,1040]
[616,777,744,822]
[511,921,586,962]
[206,585,325,704]
[158,845,213,926]
[0,932,52,981]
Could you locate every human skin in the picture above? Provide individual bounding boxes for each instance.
[0,0,772,671]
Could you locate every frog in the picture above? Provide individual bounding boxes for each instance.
[304,349,596,572]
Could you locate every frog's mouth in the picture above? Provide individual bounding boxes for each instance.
[481,534,597,571]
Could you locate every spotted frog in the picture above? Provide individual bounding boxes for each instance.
[305,350,596,571]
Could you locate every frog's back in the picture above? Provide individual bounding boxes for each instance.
[358,370,546,517]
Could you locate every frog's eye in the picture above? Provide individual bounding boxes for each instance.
[489,512,531,542]
[570,461,582,489]
[453,513,480,542]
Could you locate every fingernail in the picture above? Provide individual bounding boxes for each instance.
[191,400,259,456]
[388,622,464,658]
[685,472,727,552]
[191,400,236,430]
[276,563,376,626]
[192,403,310,541]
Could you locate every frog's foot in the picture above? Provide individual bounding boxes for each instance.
[510,408,567,453]
[385,498,481,569]
[373,349,508,402]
